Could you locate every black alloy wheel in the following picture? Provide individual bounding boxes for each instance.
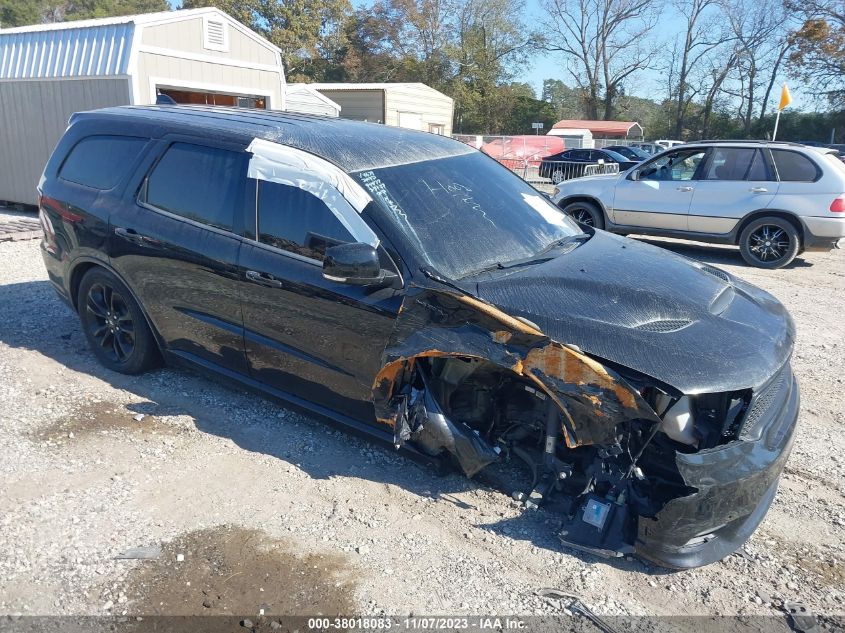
[77,268,159,374]
[738,217,800,269]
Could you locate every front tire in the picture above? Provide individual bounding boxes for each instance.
[561,201,605,230]
[738,217,800,269]
[77,268,159,374]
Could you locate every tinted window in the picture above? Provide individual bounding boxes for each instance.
[60,135,147,189]
[571,150,591,160]
[257,181,354,261]
[703,148,766,180]
[599,149,630,163]
[771,150,819,182]
[639,149,706,181]
[145,143,246,231]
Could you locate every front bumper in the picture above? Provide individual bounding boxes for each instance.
[636,368,800,569]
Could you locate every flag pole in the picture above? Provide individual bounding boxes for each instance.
[772,109,781,141]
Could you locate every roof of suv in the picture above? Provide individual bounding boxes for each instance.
[72,105,473,172]
[678,139,837,153]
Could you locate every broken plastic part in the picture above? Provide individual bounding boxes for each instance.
[660,396,698,447]
[372,288,660,448]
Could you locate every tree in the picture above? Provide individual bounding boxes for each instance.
[788,0,845,107]
[541,79,587,119]
[1,0,167,26]
[541,0,661,120]
[180,0,353,81]
[666,0,733,138]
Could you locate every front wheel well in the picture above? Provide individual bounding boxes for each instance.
[557,196,607,219]
[734,211,804,246]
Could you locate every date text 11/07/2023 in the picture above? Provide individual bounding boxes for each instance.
[306,617,528,630]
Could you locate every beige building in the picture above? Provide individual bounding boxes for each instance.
[310,83,454,136]
[0,8,285,205]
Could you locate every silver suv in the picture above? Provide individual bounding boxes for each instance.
[550,141,845,268]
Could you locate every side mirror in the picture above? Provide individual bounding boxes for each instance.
[629,169,640,181]
[323,242,393,286]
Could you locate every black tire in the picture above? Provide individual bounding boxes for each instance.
[738,217,801,269]
[77,268,159,374]
[561,201,605,230]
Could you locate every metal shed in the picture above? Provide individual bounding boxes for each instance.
[0,8,285,206]
[310,82,454,136]
[284,83,340,117]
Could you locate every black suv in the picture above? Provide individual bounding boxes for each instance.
[39,106,799,569]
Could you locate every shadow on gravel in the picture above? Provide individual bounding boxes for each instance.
[0,279,666,573]
[630,236,813,269]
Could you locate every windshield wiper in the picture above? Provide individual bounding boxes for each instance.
[470,233,592,275]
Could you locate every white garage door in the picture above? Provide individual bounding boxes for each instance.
[398,111,423,130]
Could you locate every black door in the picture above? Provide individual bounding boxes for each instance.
[109,140,252,373]
[238,180,402,422]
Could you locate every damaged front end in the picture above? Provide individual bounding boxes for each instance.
[373,287,798,568]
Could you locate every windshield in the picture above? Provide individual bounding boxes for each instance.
[354,152,582,279]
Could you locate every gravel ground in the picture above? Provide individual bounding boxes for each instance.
[0,224,842,629]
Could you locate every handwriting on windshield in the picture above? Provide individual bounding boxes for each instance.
[421,179,493,225]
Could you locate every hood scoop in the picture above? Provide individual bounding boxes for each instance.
[633,318,694,333]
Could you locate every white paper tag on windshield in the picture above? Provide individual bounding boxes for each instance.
[521,193,568,227]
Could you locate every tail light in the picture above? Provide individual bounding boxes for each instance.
[831,196,845,212]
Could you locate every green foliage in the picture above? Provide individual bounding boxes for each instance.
[0,0,167,26]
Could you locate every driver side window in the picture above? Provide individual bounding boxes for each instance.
[257,181,354,262]
[640,149,707,182]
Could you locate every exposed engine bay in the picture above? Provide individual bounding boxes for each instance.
[373,287,756,561]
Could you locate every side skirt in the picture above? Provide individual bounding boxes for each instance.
[162,349,448,472]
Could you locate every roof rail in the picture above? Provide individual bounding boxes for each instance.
[690,139,806,146]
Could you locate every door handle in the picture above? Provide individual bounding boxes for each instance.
[676,186,694,192]
[246,270,283,288]
[750,187,769,193]
[114,227,159,247]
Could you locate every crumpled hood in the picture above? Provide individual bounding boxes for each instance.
[473,231,795,394]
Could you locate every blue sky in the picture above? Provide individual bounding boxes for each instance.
[169,0,804,110]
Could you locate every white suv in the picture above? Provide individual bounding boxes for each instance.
[550,141,845,268]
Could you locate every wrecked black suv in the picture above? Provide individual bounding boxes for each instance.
[39,106,799,569]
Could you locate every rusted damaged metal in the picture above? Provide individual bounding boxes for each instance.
[372,287,660,451]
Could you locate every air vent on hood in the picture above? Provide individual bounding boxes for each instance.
[701,266,730,282]
[634,319,693,333]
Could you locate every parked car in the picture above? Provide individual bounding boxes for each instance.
[604,145,652,161]
[654,139,684,149]
[630,142,662,155]
[551,140,845,268]
[40,106,799,569]
[538,148,639,183]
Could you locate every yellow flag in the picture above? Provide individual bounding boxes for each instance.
[778,84,792,111]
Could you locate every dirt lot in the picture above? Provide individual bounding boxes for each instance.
[0,214,843,630]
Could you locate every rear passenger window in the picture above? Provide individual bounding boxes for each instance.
[704,148,770,181]
[145,143,246,231]
[60,135,147,189]
[257,181,353,261]
[771,150,819,182]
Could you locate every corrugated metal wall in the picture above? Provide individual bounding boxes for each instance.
[0,77,131,205]
[0,23,133,79]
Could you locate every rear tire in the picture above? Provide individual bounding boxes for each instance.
[738,217,800,269]
[561,201,605,230]
[77,268,159,374]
